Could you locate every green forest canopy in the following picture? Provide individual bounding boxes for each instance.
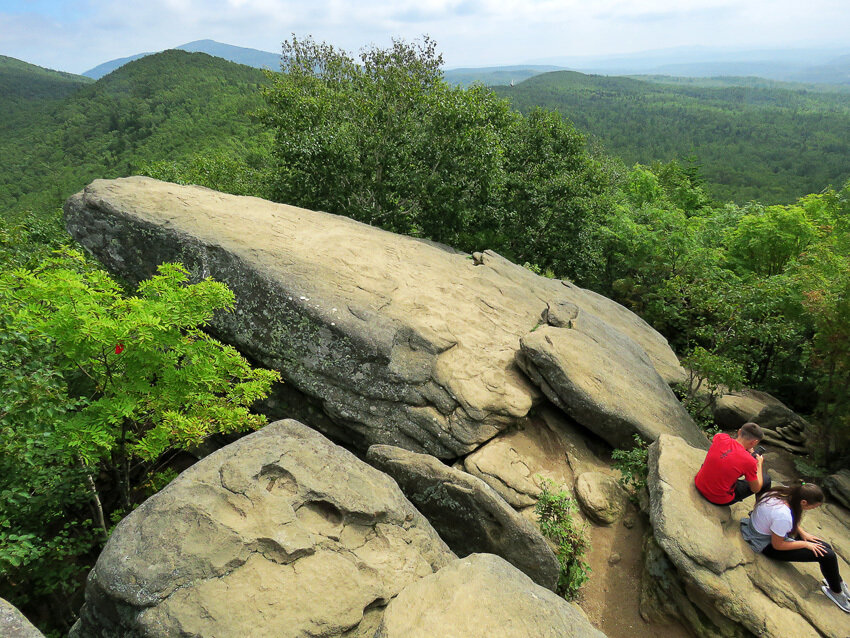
[0,50,270,217]
[494,70,850,204]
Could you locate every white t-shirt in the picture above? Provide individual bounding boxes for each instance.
[751,497,794,538]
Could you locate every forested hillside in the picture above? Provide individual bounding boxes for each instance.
[495,71,850,203]
[0,50,269,217]
[0,57,92,133]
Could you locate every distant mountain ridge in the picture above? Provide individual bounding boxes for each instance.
[83,39,282,79]
[527,45,850,85]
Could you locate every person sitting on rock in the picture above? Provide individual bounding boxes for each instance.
[741,482,850,613]
[694,422,770,505]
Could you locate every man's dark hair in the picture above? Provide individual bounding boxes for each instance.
[739,422,764,441]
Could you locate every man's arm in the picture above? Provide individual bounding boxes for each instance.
[747,455,764,493]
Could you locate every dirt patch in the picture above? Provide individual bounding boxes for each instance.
[576,503,692,638]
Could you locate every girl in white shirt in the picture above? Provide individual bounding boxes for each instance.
[741,482,849,613]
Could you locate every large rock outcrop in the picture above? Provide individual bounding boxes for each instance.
[375,553,607,638]
[646,434,850,638]
[366,444,559,589]
[64,177,700,458]
[70,420,454,638]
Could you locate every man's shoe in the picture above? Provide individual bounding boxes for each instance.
[822,585,850,613]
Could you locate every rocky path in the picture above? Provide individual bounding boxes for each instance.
[578,504,691,638]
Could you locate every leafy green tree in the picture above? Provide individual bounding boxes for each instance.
[789,183,850,463]
[0,251,279,633]
[258,35,611,281]
[499,108,612,281]
[726,203,820,276]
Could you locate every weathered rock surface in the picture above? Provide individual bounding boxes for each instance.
[70,420,454,638]
[825,469,850,510]
[575,472,628,525]
[518,324,706,450]
[462,408,612,509]
[366,444,559,589]
[647,434,850,638]
[0,599,45,638]
[710,388,785,430]
[710,389,809,453]
[375,553,607,638]
[65,177,689,458]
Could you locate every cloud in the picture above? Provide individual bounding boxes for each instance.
[1,0,849,73]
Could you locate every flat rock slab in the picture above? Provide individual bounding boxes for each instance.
[70,420,454,638]
[518,323,706,450]
[65,177,686,458]
[375,553,607,638]
[0,599,45,638]
[366,444,559,590]
[647,434,850,638]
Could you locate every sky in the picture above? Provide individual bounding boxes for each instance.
[1,0,849,74]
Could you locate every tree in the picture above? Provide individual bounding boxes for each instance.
[0,251,279,633]
[258,35,612,281]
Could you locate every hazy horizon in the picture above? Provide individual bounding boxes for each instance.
[2,0,849,75]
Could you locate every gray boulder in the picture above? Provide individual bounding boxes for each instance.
[366,444,559,589]
[825,469,850,510]
[711,389,785,430]
[376,553,607,638]
[0,599,45,638]
[574,472,628,525]
[65,177,687,459]
[70,420,454,638]
[518,322,707,450]
[646,434,850,638]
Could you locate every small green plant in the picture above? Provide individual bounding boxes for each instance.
[535,479,591,600]
[793,457,827,481]
[611,434,649,499]
[677,346,744,437]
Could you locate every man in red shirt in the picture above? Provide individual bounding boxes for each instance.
[695,422,770,505]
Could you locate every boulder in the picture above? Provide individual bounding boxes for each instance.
[70,420,454,638]
[711,389,784,430]
[366,444,559,589]
[646,434,850,638]
[375,553,607,638]
[824,469,850,510]
[518,323,706,450]
[574,472,628,525]
[65,177,687,458]
[462,408,611,509]
[0,599,45,638]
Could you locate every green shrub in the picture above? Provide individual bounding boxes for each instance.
[535,479,591,600]
[611,434,650,499]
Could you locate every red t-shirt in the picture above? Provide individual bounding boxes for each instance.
[694,433,758,504]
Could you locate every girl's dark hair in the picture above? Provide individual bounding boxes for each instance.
[757,482,824,531]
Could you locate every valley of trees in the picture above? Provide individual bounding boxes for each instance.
[494,71,850,203]
[1,38,848,636]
